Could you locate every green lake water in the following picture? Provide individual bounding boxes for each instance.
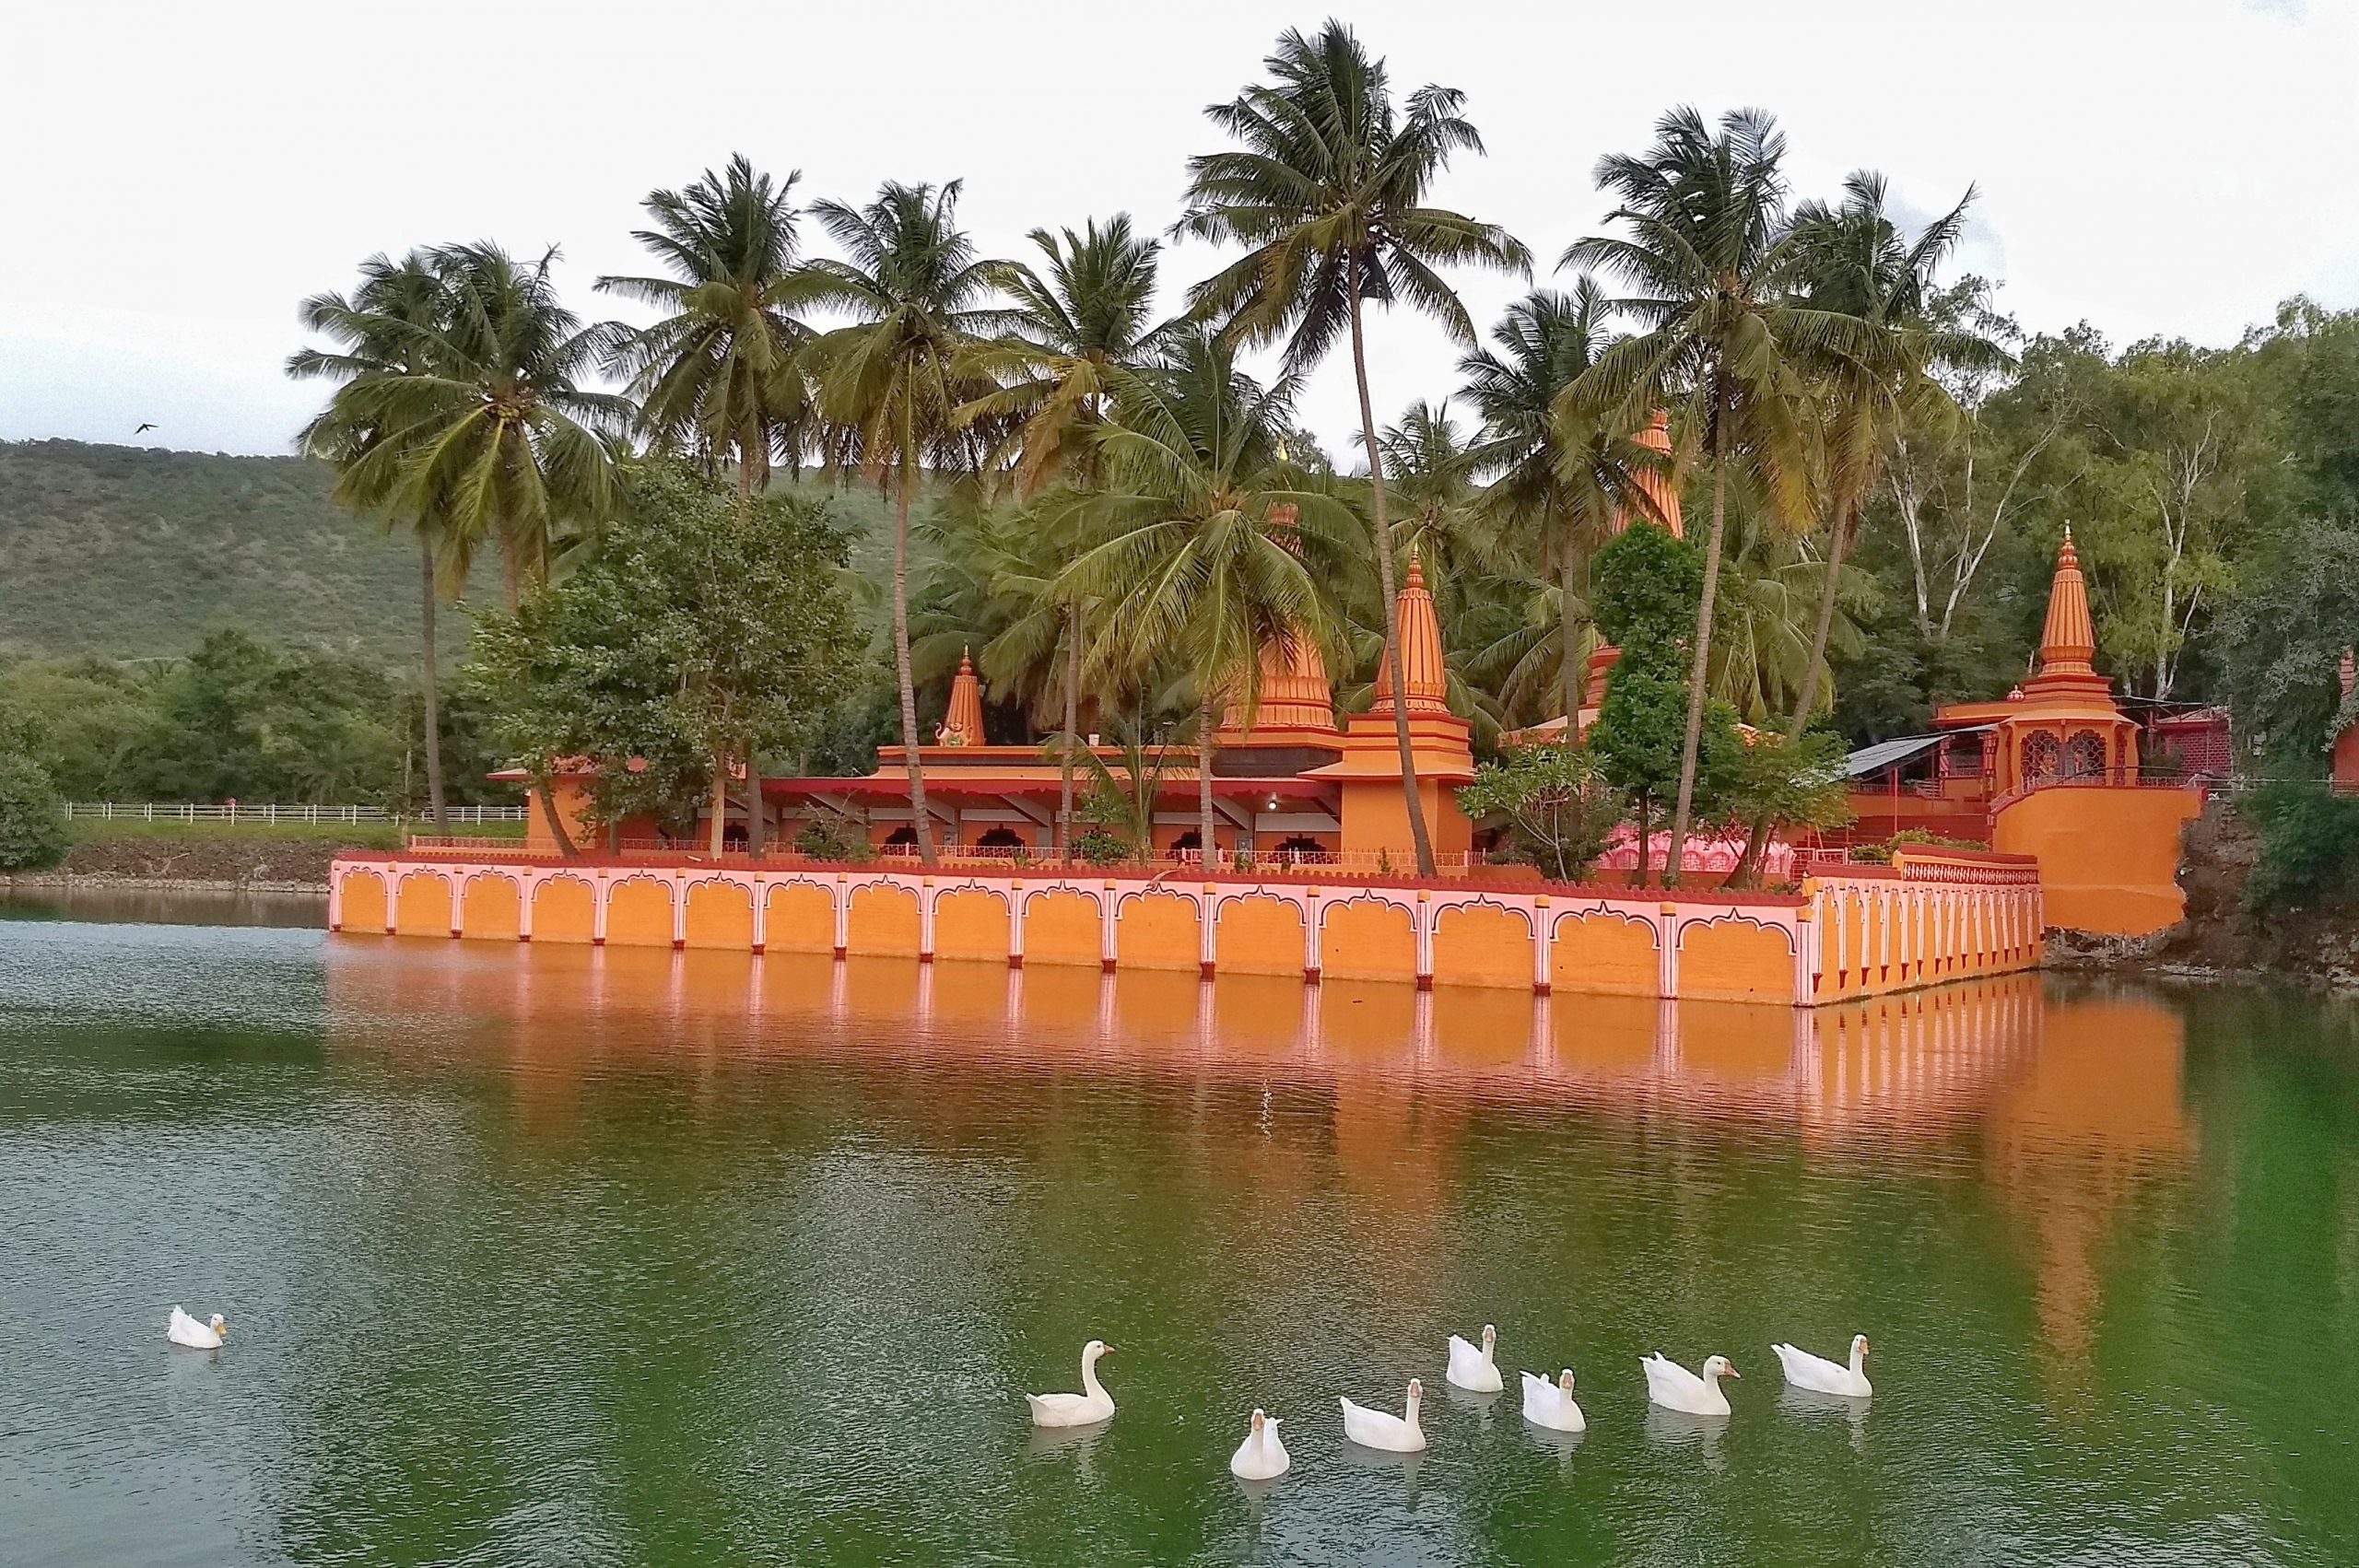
[2,907,2355,1565]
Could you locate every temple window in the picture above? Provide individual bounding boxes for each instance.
[2021,731,2061,780]
[2064,731,2107,779]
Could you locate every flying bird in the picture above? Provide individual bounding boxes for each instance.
[135,422,157,434]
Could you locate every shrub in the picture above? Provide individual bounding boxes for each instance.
[2239,780,2359,910]
[0,753,70,871]
[1457,742,1625,883]
[792,818,872,864]
[1074,827,1130,866]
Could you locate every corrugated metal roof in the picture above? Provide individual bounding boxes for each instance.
[1844,725,1993,779]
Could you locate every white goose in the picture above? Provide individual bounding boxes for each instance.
[1520,1368,1586,1433]
[168,1307,227,1349]
[1773,1334,1872,1398]
[1340,1377,1426,1453]
[1229,1408,1291,1480]
[1026,1340,1116,1427]
[1642,1352,1739,1416]
[1446,1324,1503,1393]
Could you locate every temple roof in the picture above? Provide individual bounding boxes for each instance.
[936,649,985,746]
[2034,528,2097,679]
[1371,550,1450,715]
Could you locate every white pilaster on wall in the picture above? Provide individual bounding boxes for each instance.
[1532,895,1552,992]
[919,878,936,963]
[1303,887,1323,978]
[1656,904,1679,999]
[326,870,344,930]
[446,874,464,938]
[750,876,768,952]
[1007,884,1027,967]
[672,872,688,948]
[592,872,609,945]
[518,872,535,942]
[1413,890,1435,989]
[1099,882,1118,972]
[1199,884,1218,977]
[832,874,850,955]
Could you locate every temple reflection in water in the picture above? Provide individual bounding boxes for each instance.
[326,942,2192,1387]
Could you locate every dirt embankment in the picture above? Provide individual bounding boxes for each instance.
[2048,798,2359,988]
[12,827,376,892]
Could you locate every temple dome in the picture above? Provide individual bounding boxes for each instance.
[2034,529,2097,679]
[936,648,984,745]
[1372,551,1450,715]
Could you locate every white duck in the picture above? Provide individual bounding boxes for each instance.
[1229,1408,1291,1480]
[168,1307,227,1349]
[1520,1368,1586,1433]
[1026,1339,1116,1427]
[1642,1352,1739,1416]
[1340,1377,1426,1453]
[1446,1323,1503,1393]
[1773,1334,1872,1398]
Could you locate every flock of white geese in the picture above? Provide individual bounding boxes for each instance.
[1027,1327,1873,1482]
[169,1305,1869,1486]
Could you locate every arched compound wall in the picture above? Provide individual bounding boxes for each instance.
[338,868,387,932]
[1679,918,1794,1003]
[765,882,836,953]
[1431,903,1532,990]
[606,877,675,947]
[848,883,921,956]
[1319,897,1415,984]
[1214,895,1306,977]
[685,880,754,950]
[463,873,521,941]
[1116,890,1200,971]
[933,887,1010,963]
[533,876,597,943]
[1023,889,1104,968]
[1551,910,1659,997]
[394,871,452,936]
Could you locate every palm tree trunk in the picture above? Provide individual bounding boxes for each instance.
[1665,390,1731,888]
[1347,275,1437,879]
[1197,697,1216,873]
[1558,538,1584,729]
[1730,498,1854,886]
[418,537,449,833]
[892,421,938,867]
[1058,604,1081,864]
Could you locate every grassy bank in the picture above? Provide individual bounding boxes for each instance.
[24,817,523,888]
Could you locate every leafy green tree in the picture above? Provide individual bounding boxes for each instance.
[1056,332,1346,870]
[1587,521,1741,881]
[0,750,68,871]
[1568,107,1855,883]
[2217,514,2359,767]
[792,181,1015,866]
[1457,741,1623,882]
[599,155,817,512]
[1177,18,1531,876]
[466,464,863,854]
[128,629,403,804]
[1461,281,1668,725]
[2240,780,2359,912]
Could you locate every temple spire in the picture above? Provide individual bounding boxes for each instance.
[936,648,984,746]
[2035,527,2096,679]
[1372,547,1450,715]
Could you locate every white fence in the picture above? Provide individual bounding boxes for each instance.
[69,802,528,825]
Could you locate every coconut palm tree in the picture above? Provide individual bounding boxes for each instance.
[790,181,1015,866]
[597,154,817,512]
[954,214,1170,860]
[1721,171,1993,883]
[1176,19,1531,876]
[288,250,456,829]
[1566,107,1872,884]
[957,215,1169,497]
[1054,331,1347,871]
[314,242,634,606]
[1460,281,1669,726]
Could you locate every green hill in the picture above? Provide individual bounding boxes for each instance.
[0,440,902,668]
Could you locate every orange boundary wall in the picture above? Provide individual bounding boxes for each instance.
[330,852,2040,1008]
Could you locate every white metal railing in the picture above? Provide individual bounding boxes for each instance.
[69,802,528,825]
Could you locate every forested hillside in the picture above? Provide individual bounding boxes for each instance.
[0,439,900,667]
[0,440,452,665]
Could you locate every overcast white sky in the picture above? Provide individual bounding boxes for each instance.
[4,0,2354,461]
